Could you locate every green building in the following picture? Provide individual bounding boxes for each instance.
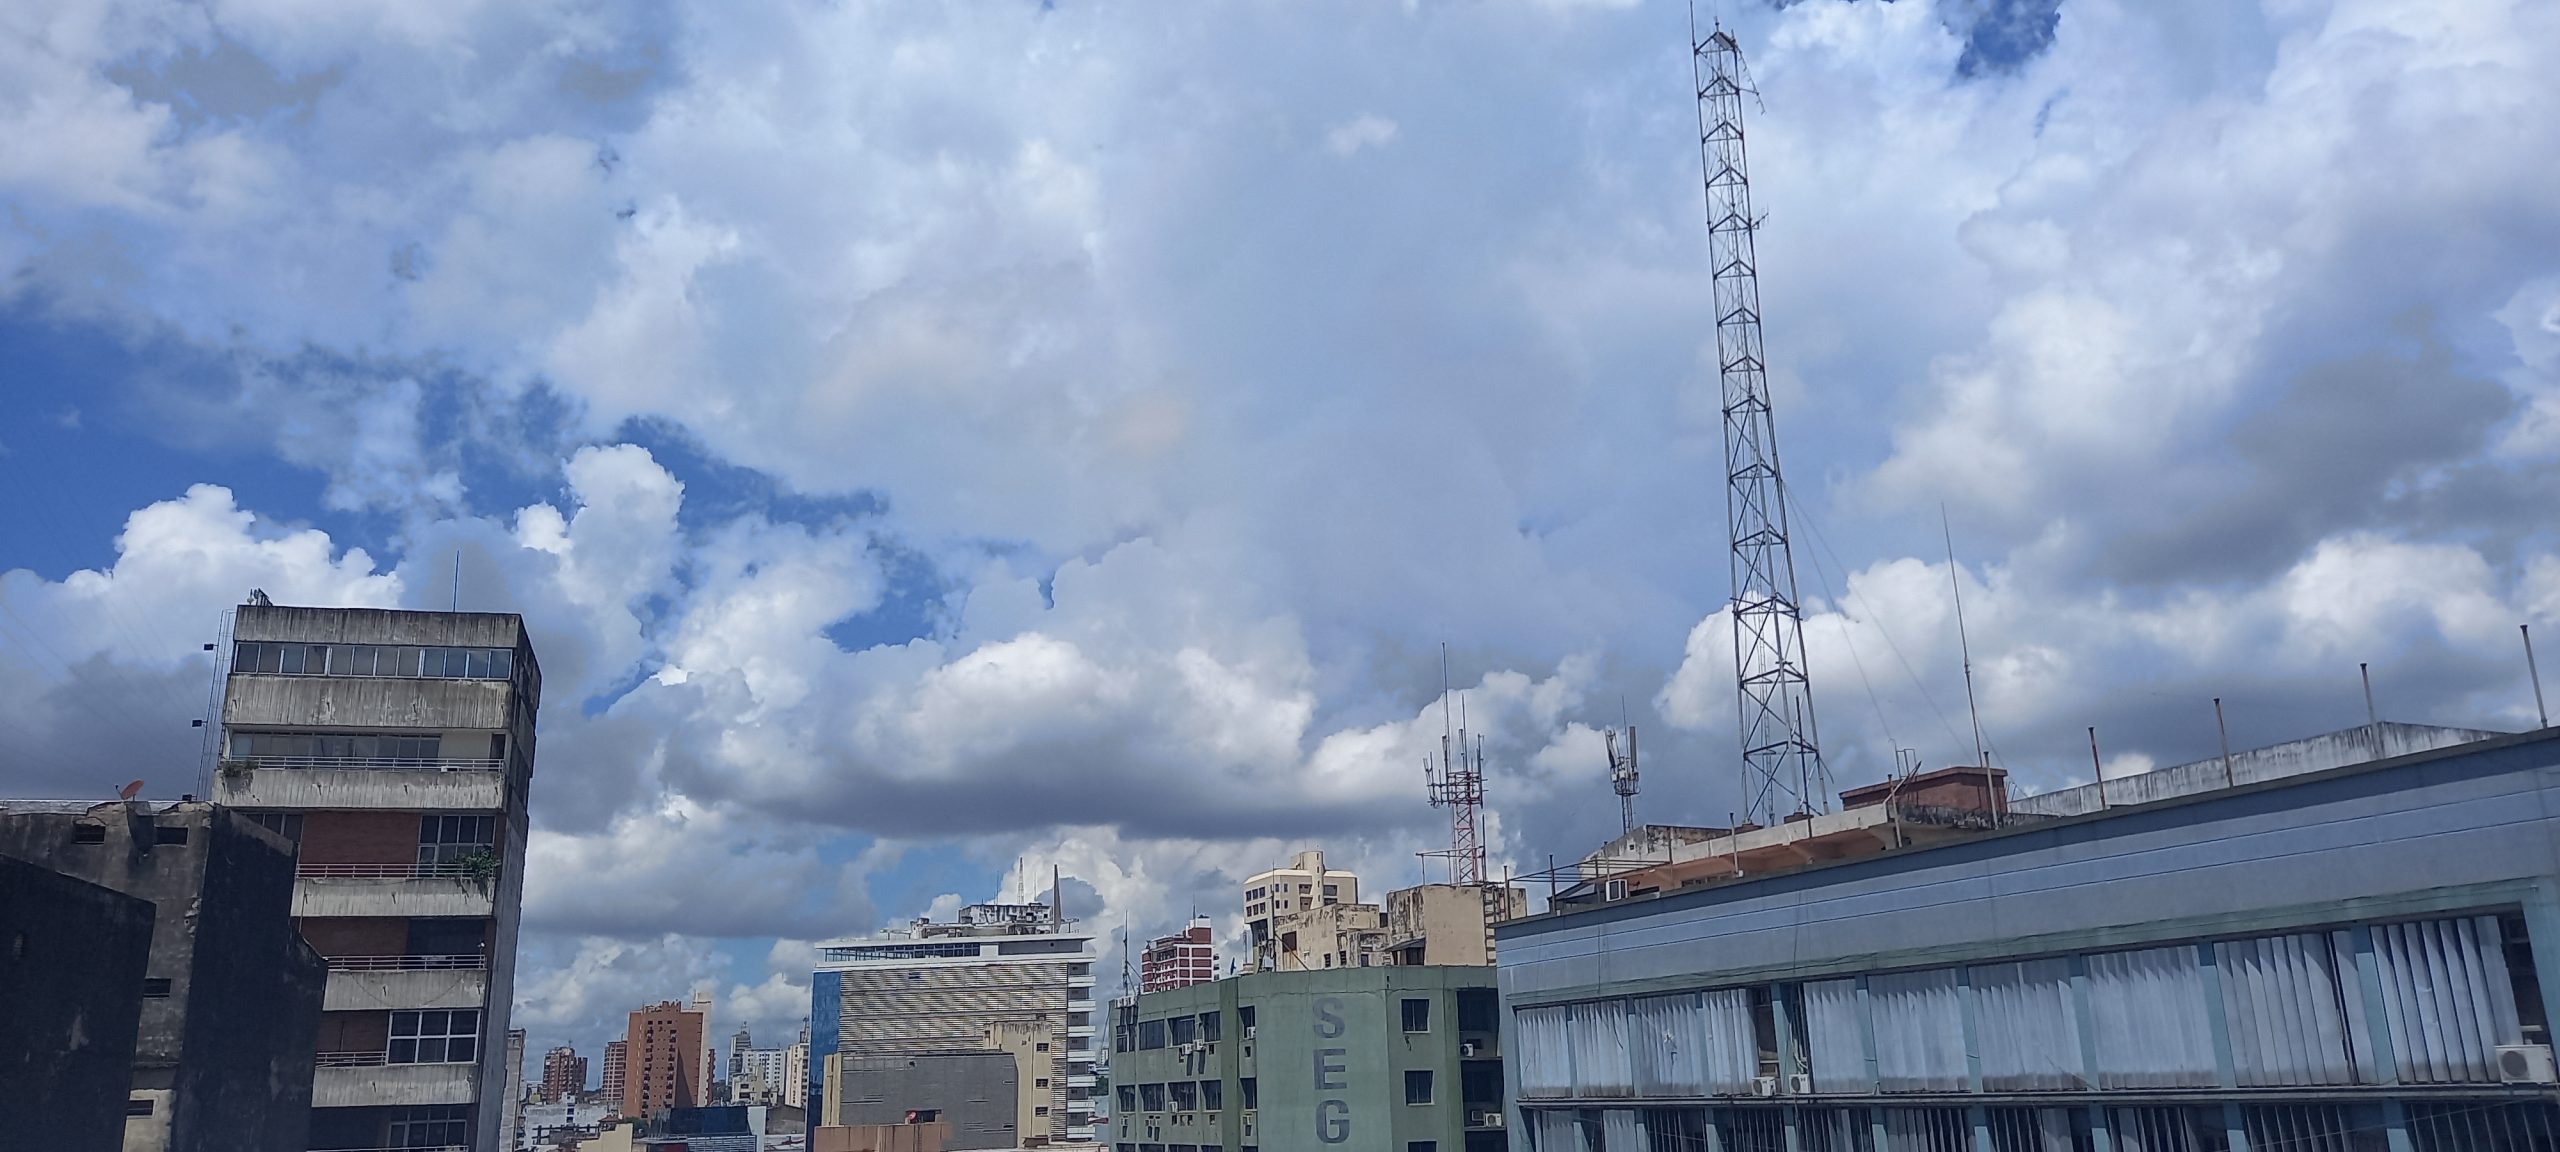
[1108,967,1508,1152]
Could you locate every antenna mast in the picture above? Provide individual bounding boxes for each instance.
[1942,506,1988,769]
[1695,14,1826,823]
[1605,716,1640,834]
[1422,645,1488,886]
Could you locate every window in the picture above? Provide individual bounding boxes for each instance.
[142,978,172,998]
[1037,1077,1050,1088]
[1036,1106,1050,1116]
[126,1098,154,1117]
[152,824,189,845]
[1199,1012,1222,1042]
[246,812,303,843]
[1138,1020,1167,1050]
[1323,884,1339,897]
[234,642,513,682]
[1118,1085,1137,1112]
[417,814,495,867]
[1238,1006,1256,1031]
[1037,1041,1053,1052]
[1170,1015,1197,1045]
[228,731,445,766]
[1405,1070,1434,1105]
[1403,998,1432,1033]
[1171,1081,1199,1110]
[72,824,106,844]
[388,1104,471,1148]
[1140,1083,1168,1111]
[389,1009,480,1064]
[1202,1079,1224,1110]
[1241,1078,1258,1109]
[1408,1145,1438,1152]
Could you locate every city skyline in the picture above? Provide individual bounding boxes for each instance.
[5,0,2560,1071]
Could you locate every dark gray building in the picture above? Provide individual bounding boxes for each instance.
[0,854,155,1152]
[0,798,326,1152]
[1496,724,2560,1152]
[827,1052,1020,1149]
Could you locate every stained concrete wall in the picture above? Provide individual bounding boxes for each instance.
[831,1052,1019,1149]
[0,856,153,1152]
[0,802,323,1152]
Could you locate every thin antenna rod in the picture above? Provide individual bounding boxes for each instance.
[1942,506,1987,769]
[2361,663,2378,728]
[2089,726,2108,809]
[450,551,462,613]
[2214,697,2235,789]
[2524,625,2548,729]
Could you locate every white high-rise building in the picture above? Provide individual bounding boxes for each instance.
[811,903,1099,1142]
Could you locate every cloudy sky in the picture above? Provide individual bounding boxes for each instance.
[5,0,2558,1060]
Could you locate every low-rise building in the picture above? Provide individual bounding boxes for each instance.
[1496,723,2560,1150]
[0,798,325,1152]
[0,853,154,1152]
[1108,966,1507,1152]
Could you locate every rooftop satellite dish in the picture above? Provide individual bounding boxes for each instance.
[118,780,144,801]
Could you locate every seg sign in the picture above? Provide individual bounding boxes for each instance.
[1312,996,1352,1144]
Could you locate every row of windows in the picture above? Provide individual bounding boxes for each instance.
[1520,1100,2560,1152]
[235,640,515,681]
[390,1009,481,1065]
[1515,913,2542,1101]
[1115,1072,1437,1113]
[228,732,447,763]
[821,941,988,962]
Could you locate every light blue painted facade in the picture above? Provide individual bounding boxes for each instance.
[1494,727,2560,1152]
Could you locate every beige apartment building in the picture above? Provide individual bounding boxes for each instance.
[1240,850,1362,971]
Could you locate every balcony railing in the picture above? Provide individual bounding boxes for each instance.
[297,862,478,880]
[324,954,487,971]
[224,756,504,773]
[314,1051,389,1068]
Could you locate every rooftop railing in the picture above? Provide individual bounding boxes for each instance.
[296,862,476,880]
[223,756,504,773]
[323,954,487,972]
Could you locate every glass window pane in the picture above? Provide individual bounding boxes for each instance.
[389,1039,417,1063]
[279,645,304,674]
[234,641,259,669]
[450,1037,476,1063]
[467,649,490,678]
[490,649,511,679]
[444,648,470,677]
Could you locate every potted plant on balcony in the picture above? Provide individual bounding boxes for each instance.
[217,759,255,781]
[456,848,502,885]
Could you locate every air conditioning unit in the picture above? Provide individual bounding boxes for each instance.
[2499,1044,2557,1084]
[1751,1076,1778,1098]
[1787,1074,1814,1095]
[1461,1041,1480,1057]
[1604,878,1629,902]
[1486,1112,1506,1129]
[1243,1025,1257,1039]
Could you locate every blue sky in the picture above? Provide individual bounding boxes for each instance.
[4,0,2559,1059]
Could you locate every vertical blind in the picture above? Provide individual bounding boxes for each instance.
[1803,978,1869,1093]
[2372,915,2522,1084]
[1570,999,1635,1096]
[1630,994,1706,1096]
[1602,1109,1647,1152]
[2216,930,2366,1086]
[1518,1005,1575,1098]
[1870,968,1968,1092]
[2087,946,2219,1088]
[1975,958,2085,1091]
[1532,1107,1587,1152]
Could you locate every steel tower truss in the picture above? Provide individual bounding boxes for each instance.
[1694,23,1828,823]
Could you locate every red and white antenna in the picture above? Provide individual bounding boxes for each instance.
[1421,645,1488,886]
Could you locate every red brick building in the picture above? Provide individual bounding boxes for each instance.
[1140,916,1216,993]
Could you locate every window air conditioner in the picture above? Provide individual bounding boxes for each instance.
[1604,878,1629,902]
[2499,1044,2558,1084]
[1751,1076,1778,1098]
[1787,1074,1813,1095]
[1486,1112,1505,1128]
[1460,1040,1480,1057]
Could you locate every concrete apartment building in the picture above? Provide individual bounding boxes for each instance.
[212,601,542,1152]
[600,1040,628,1111]
[0,852,155,1152]
[541,1046,588,1103]
[1496,722,2560,1151]
[1109,966,1509,1152]
[625,1001,708,1117]
[811,902,1101,1142]
[1387,885,1531,969]
[1244,851,1362,971]
[0,799,326,1152]
[1143,917,1217,993]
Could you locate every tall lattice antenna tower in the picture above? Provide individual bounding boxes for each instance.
[1694,14,1827,823]
[1605,724,1639,834]
[1421,645,1488,885]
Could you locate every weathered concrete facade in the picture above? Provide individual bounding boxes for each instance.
[218,603,542,1152]
[825,1052,1021,1149]
[1109,966,1508,1152]
[1494,725,2560,1151]
[0,800,324,1152]
[0,854,154,1152]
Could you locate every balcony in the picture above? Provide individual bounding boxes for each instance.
[311,1058,478,1107]
[323,960,488,1012]
[294,866,495,918]
[215,759,507,811]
